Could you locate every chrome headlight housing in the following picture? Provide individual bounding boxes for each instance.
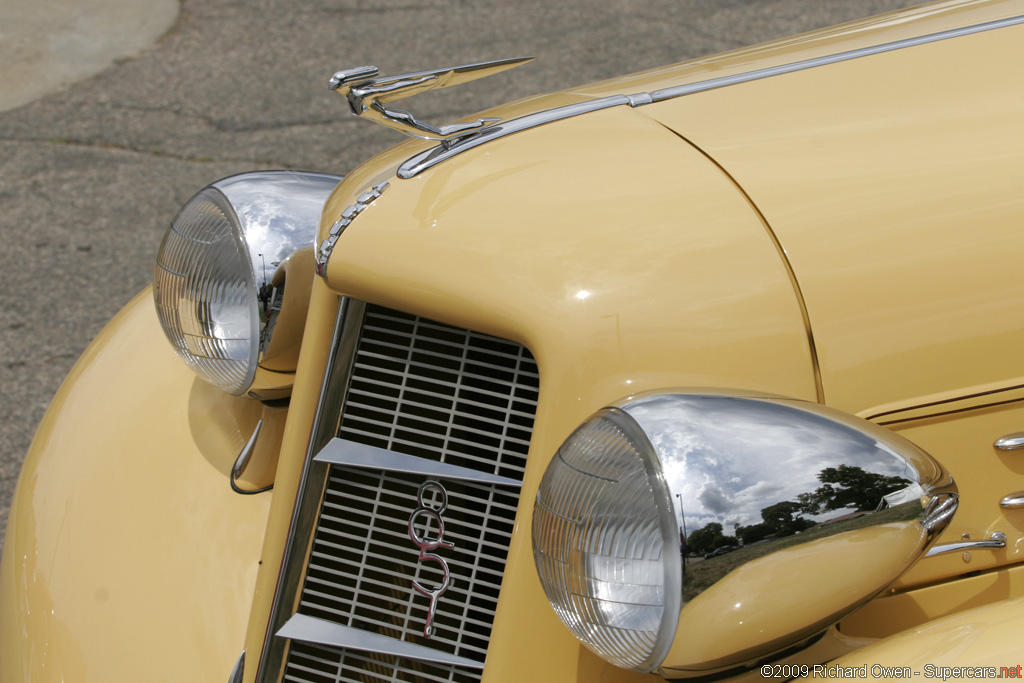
[154,171,341,396]
[533,391,956,676]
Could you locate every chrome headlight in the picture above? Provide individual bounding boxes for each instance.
[533,391,956,676]
[154,171,341,396]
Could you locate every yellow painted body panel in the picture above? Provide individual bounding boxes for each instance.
[842,561,1024,641]
[640,9,1024,416]
[829,595,1024,676]
[0,289,271,682]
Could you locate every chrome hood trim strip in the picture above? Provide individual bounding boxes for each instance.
[399,13,1024,179]
[399,95,639,179]
[277,613,485,669]
[314,438,523,487]
[647,14,1024,103]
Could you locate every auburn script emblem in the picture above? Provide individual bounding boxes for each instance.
[407,480,455,637]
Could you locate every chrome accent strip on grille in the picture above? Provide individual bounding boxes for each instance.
[256,298,368,683]
[278,614,485,669]
[314,439,523,487]
[398,13,1024,179]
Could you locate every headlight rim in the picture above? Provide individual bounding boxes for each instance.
[154,185,261,396]
[532,405,683,673]
[534,388,956,676]
[153,170,343,397]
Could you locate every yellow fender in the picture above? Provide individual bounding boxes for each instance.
[0,289,270,682]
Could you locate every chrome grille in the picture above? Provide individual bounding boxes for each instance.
[341,308,536,477]
[280,304,539,683]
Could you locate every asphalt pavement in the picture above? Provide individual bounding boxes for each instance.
[0,0,922,551]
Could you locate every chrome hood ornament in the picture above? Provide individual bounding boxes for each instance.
[328,57,533,141]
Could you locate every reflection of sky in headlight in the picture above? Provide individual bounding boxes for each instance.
[624,395,918,530]
[215,171,342,283]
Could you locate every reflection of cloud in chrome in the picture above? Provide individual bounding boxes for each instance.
[216,172,340,282]
[625,395,915,530]
[698,482,731,514]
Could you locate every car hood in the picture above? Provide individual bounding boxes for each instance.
[318,102,823,415]
[632,0,1024,415]
[318,0,1024,417]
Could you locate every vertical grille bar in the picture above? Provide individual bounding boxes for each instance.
[277,304,539,683]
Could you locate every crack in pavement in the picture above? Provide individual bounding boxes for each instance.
[0,135,289,167]
[104,101,349,134]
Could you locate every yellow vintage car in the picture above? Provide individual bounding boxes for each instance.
[3,0,1024,681]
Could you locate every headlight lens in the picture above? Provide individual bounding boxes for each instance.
[154,188,258,395]
[532,408,680,672]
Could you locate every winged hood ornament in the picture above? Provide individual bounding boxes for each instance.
[328,57,533,142]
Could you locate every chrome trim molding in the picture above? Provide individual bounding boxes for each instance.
[995,432,1024,450]
[277,613,485,669]
[231,419,273,494]
[1001,493,1024,509]
[313,438,523,487]
[398,14,1024,178]
[398,96,633,179]
[645,14,1024,103]
[926,531,1007,556]
[229,651,245,683]
[315,181,389,277]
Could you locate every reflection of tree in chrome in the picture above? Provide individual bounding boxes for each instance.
[680,499,924,603]
[686,523,733,554]
[685,466,911,553]
[737,501,815,546]
[797,465,909,516]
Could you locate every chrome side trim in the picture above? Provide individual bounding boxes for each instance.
[277,613,485,670]
[228,651,245,683]
[995,433,1024,450]
[1001,493,1024,509]
[316,180,389,277]
[313,438,522,487]
[256,298,367,683]
[925,532,1006,557]
[231,419,273,494]
[398,14,1024,178]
